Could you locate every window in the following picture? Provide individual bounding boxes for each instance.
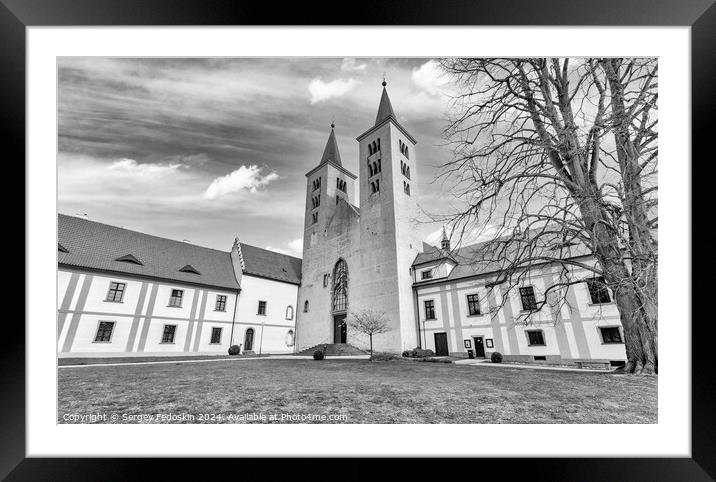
[213,294,227,311]
[312,176,321,191]
[312,212,318,224]
[467,294,481,316]
[424,300,436,320]
[304,300,309,313]
[161,324,177,343]
[93,321,115,342]
[526,330,545,346]
[168,289,184,307]
[403,181,410,196]
[210,327,222,344]
[285,305,294,320]
[332,259,348,312]
[586,277,612,304]
[421,270,433,280]
[519,286,538,311]
[257,300,267,315]
[600,326,623,344]
[286,329,295,347]
[105,282,126,302]
[368,162,374,177]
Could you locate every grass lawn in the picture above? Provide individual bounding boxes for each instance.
[58,358,657,424]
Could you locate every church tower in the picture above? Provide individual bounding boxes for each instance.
[353,80,423,352]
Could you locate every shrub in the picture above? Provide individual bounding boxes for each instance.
[401,350,412,358]
[228,345,241,356]
[491,351,503,363]
[413,348,435,358]
[313,350,325,360]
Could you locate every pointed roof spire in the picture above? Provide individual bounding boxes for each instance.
[375,78,396,126]
[319,122,342,166]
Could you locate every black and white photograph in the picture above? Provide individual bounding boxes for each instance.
[56,56,659,425]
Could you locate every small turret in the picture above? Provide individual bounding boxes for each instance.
[440,227,450,251]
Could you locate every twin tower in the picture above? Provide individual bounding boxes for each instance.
[296,82,423,353]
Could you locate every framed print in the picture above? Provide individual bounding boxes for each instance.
[4,0,714,479]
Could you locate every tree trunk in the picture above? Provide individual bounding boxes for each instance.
[578,195,658,375]
[369,334,373,361]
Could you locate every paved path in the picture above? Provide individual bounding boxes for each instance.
[454,358,613,373]
[58,354,370,369]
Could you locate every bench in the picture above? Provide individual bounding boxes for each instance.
[574,360,612,370]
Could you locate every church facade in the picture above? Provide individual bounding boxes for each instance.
[296,82,424,354]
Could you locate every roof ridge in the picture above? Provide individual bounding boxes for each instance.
[238,241,302,261]
[58,213,231,255]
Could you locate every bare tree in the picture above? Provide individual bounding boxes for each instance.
[347,309,392,360]
[436,58,657,374]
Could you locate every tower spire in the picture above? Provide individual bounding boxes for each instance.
[319,122,342,166]
[375,78,396,126]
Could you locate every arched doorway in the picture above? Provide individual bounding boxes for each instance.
[244,328,254,351]
[332,259,348,343]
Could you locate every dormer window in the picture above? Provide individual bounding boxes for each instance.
[115,254,142,265]
[179,264,201,275]
[421,270,433,280]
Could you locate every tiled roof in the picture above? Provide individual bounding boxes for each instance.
[238,243,302,285]
[58,214,300,290]
[413,233,592,285]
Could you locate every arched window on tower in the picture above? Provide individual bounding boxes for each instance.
[377,138,380,151]
[332,259,348,312]
[372,141,377,153]
[304,300,309,313]
[285,305,294,320]
[377,159,381,172]
[368,163,374,177]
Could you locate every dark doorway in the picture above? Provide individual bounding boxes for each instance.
[434,332,449,356]
[334,314,347,344]
[244,328,254,351]
[473,336,485,358]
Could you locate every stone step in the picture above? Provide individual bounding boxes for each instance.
[295,343,366,357]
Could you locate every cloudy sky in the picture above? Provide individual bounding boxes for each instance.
[58,57,458,257]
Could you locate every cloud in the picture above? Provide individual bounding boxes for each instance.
[341,58,367,72]
[266,236,303,257]
[264,246,292,256]
[411,60,449,96]
[308,77,358,104]
[109,158,184,177]
[203,165,279,200]
[287,237,303,254]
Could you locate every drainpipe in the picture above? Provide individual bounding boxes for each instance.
[413,285,422,349]
[258,319,265,356]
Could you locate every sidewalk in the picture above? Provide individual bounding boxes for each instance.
[454,358,614,373]
[58,353,370,369]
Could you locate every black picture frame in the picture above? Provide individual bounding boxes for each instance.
[4,0,713,479]
[464,339,472,349]
[486,338,494,349]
